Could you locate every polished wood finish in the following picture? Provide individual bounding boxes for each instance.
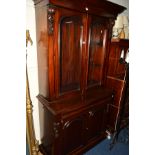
[59,11,83,94]
[106,39,129,132]
[37,88,113,155]
[33,0,125,154]
[107,39,129,79]
[87,16,108,87]
[33,0,126,18]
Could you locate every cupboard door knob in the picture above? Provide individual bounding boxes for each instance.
[89,111,94,117]
[63,121,70,129]
[85,7,89,11]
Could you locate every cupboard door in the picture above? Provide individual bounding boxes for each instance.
[87,16,108,88]
[62,116,85,154]
[55,8,86,95]
[86,104,107,141]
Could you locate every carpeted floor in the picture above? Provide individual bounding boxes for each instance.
[26,127,129,155]
[84,127,129,155]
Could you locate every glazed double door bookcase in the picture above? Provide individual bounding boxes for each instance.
[33,0,125,154]
[47,6,113,99]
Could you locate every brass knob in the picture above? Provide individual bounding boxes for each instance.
[85,7,89,11]
[89,111,94,117]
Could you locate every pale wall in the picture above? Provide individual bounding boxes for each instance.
[26,0,41,143]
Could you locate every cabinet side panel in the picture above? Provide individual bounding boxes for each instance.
[106,77,125,107]
[40,105,54,155]
[35,3,49,97]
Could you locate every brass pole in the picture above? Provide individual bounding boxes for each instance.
[26,30,41,155]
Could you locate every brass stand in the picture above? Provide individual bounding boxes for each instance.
[26,30,43,155]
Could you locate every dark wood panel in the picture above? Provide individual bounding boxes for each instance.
[33,0,125,18]
[60,16,83,93]
[62,117,85,154]
[37,87,113,115]
[107,105,119,132]
[38,93,113,155]
[34,1,126,154]
[107,39,129,79]
[50,7,88,98]
[87,0,126,15]
[86,105,107,142]
[106,77,125,107]
[49,0,126,18]
[105,39,129,134]
[87,16,108,87]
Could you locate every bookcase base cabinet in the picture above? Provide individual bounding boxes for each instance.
[37,88,113,155]
[33,0,125,154]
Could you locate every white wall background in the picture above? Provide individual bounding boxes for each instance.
[26,0,129,143]
[26,0,41,143]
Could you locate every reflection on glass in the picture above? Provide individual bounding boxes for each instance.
[87,22,106,87]
[60,17,83,94]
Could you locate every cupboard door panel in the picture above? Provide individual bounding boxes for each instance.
[86,104,107,141]
[62,117,85,154]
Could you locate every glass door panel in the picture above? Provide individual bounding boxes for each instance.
[87,17,107,87]
[60,16,83,94]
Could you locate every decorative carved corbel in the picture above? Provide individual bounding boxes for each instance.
[106,18,115,39]
[47,5,56,35]
[53,122,61,138]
